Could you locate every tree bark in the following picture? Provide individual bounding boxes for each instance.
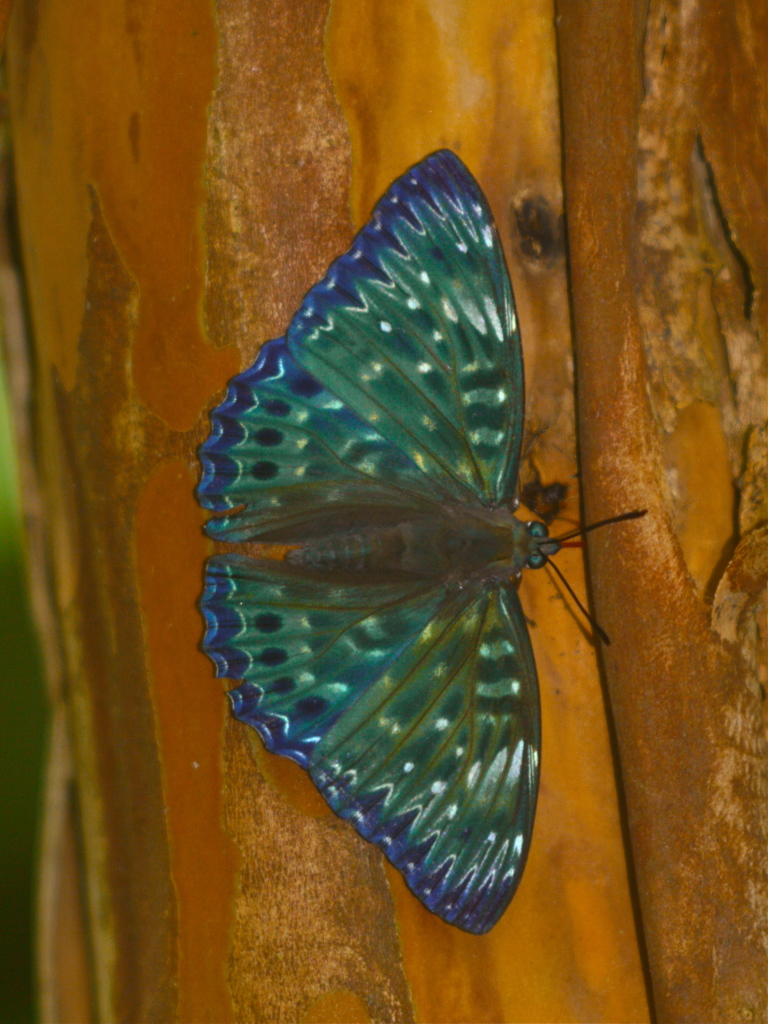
[557,0,768,1020]
[2,0,764,1021]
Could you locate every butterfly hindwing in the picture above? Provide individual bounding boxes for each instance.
[203,554,540,933]
[287,150,523,506]
[202,555,447,767]
[311,579,539,933]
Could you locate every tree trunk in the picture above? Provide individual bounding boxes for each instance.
[2,0,765,1021]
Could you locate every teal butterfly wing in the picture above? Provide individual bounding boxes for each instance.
[202,555,446,763]
[198,335,451,543]
[198,150,540,933]
[286,150,523,505]
[312,579,539,932]
[198,150,523,539]
[202,558,539,933]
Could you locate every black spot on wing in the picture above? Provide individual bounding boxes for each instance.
[254,612,282,633]
[255,427,283,446]
[259,647,287,667]
[262,398,291,416]
[251,461,278,480]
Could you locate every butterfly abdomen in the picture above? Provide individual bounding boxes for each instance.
[286,525,408,572]
[285,511,531,579]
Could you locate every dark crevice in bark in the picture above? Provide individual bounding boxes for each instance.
[695,133,755,322]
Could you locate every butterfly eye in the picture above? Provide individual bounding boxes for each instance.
[527,520,549,539]
[526,550,547,569]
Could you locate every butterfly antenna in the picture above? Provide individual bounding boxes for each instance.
[541,508,647,645]
[546,556,611,646]
[554,508,647,544]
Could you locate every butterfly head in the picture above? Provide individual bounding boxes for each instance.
[523,520,561,569]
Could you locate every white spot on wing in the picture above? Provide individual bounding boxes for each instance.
[483,295,504,340]
[457,293,487,334]
[441,297,458,322]
[481,748,507,795]
[509,739,524,785]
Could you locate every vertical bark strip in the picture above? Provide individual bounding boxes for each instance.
[204,2,416,1020]
[556,1,768,1020]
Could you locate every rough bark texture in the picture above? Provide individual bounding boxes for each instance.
[1,0,764,1021]
[557,0,768,1020]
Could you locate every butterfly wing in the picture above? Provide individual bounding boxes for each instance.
[203,556,540,934]
[199,151,538,932]
[198,335,450,542]
[198,151,523,542]
[202,555,447,765]
[287,150,523,506]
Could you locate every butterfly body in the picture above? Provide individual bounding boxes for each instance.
[286,504,547,581]
[198,150,551,934]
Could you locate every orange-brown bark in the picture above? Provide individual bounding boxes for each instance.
[2,0,763,1021]
[557,0,768,1019]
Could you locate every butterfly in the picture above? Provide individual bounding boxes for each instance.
[197,150,568,934]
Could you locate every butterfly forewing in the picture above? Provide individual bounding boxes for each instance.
[198,150,541,933]
[287,151,523,506]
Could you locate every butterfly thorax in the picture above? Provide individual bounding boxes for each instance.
[285,506,551,580]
